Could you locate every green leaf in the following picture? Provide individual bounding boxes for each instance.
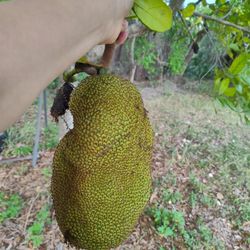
[28,222,44,235]
[164,227,174,237]
[229,53,248,75]
[229,43,240,52]
[217,96,236,111]
[242,75,250,86]
[243,37,250,44]
[244,115,250,125]
[226,49,234,59]
[133,0,172,32]
[214,77,221,92]
[219,78,230,95]
[202,0,207,6]
[236,84,243,94]
[181,4,196,18]
[224,87,236,97]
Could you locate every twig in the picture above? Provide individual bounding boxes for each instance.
[221,4,235,20]
[199,61,217,84]
[178,11,194,41]
[0,155,33,165]
[23,193,40,233]
[193,12,250,34]
[194,0,202,6]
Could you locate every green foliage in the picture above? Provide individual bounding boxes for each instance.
[159,247,166,250]
[184,36,218,80]
[41,167,52,178]
[176,0,250,119]
[200,194,216,207]
[148,207,186,238]
[3,118,58,157]
[3,120,35,157]
[0,192,23,223]
[214,53,250,122]
[189,173,206,193]
[148,206,224,249]
[27,205,51,248]
[163,189,182,204]
[181,4,196,18]
[40,123,59,150]
[132,0,172,32]
[197,221,213,243]
[189,191,197,208]
[134,35,159,79]
[231,198,250,227]
[168,39,188,75]
[195,0,250,120]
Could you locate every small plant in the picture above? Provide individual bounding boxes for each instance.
[27,204,51,248]
[134,35,159,79]
[3,121,35,157]
[41,123,59,150]
[189,191,197,208]
[168,41,187,75]
[14,145,33,156]
[198,223,213,243]
[233,199,250,227]
[189,173,206,193]
[0,192,23,223]
[159,246,167,250]
[41,167,52,178]
[200,194,216,207]
[148,207,186,238]
[17,164,29,175]
[163,189,182,204]
[198,159,209,169]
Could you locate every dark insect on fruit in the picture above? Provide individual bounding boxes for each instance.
[50,82,74,122]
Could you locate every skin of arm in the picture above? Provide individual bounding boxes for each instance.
[0,0,132,132]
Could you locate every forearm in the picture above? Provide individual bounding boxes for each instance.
[0,0,130,131]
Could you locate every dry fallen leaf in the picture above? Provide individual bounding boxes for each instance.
[216,192,224,200]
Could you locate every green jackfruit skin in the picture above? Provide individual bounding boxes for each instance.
[51,75,154,250]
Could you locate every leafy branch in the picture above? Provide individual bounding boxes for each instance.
[193,12,250,35]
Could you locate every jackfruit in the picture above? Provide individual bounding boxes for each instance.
[51,74,154,250]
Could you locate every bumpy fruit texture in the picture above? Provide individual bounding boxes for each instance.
[51,75,154,250]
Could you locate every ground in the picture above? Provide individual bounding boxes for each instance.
[0,79,250,250]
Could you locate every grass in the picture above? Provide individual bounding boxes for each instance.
[0,192,23,223]
[26,204,51,248]
[163,189,183,204]
[146,206,186,238]
[146,80,250,248]
[3,120,59,158]
[41,167,52,179]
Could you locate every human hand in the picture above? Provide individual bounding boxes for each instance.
[100,0,133,45]
[116,20,129,45]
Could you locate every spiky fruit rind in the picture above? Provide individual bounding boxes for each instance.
[51,75,154,250]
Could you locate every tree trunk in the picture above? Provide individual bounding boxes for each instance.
[181,29,207,76]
